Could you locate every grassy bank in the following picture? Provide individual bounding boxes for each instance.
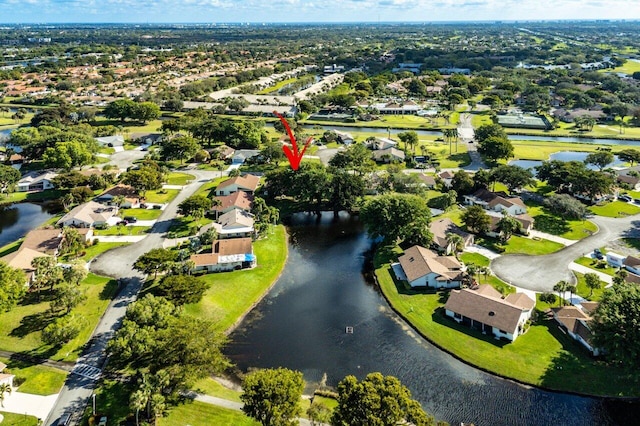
[374,244,640,396]
[0,356,67,395]
[184,225,288,333]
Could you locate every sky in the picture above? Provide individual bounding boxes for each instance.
[1,0,640,24]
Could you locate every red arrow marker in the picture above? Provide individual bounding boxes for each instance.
[274,111,313,171]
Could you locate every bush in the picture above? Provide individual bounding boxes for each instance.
[42,315,83,346]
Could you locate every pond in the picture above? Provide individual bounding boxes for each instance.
[225,212,635,425]
[0,202,58,248]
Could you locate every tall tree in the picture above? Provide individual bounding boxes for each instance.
[0,261,27,313]
[617,149,640,167]
[477,136,514,163]
[490,165,535,192]
[332,372,435,426]
[160,135,201,164]
[585,151,614,171]
[50,282,87,314]
[584,273,602,298]
[134,248,178,279]
[0,165,21,195]
[553,280,568,306]
[461,205,491,235]
[592,282,640,367]
[155,274,210,305]
[360,193,432,247]
[496,214,521,242]
[241,368,305,426]
[178,194,212,229]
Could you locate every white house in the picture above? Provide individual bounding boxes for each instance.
[368,137,397,150]
[231,150,261,165]
[215,174,260,196]
[395,245,464,288]
[445,285,535,342]
[57,201,118,228]
[190,238,256,273]
[211,209,255,239]
[16,171,57,192]
[372,147,405,163]
[623,255,640,275]
[334,130,354,145]
[606,252,626,268]
[95,135,125,147]
[438,170,454,188]
[465,189,527,216]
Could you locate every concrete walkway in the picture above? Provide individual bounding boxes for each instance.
[464,244,501,260]
[162,184,184,190]
[0,351,73,372]
[0,391,58,421]
[88,235,147,243]
[528,230,577,246]
[568,261,613,284]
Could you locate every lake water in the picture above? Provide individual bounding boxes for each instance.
[509,151,624,173]
[225,212,633,425]
[0,202,58,248]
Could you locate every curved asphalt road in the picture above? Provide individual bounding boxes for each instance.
[491,214,640,292]
[45,168,223,426]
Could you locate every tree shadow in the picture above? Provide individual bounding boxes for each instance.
[9,310,58,338]
[533,214,571,236]
[98,278,120,301]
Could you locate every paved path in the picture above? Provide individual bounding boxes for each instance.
[45,168,225,426]
[0,391,58,421]
[0,350,74,372]
[528,229,577,246]
[458,113,487,172]
[569,261,613,284]
[465,244,501,260]
[491,214,640,292]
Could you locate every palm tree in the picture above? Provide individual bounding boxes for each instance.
[446,232,465,257]
[553,280,568,306]
[566,284,577,305]
[465,263,478,285]
[0,382,12,407]
[478,266,489,282]
[130,389,148,426]
[62,193,75,211]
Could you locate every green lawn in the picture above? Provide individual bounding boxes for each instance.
[185,226,287,332]
[602,60,640,75]
[458,252,514,295]
[76,242,130,262]
[165,172,195,186]
[573,256,616,277]
[589,200,640,217]
[0,189,67,204]
[192,378,242,402]
[374,244,640,396]
[574,272,607,302]
[195,177,231,198]
[118,207,163,220]
[0,412,41,425]
[167,217,212,239]
[459,252,490,267]
[92,226,150,236]
[144,189,180,204]
[526,203,598,240]
[159,401,259,426]
[0,273,118,362]
[0,239,23,257]
[0,357,67,395]
[476,235,564,255]
[511,141,640,161]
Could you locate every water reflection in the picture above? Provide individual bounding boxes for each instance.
[0,202,58,247]
[226,212,624,425]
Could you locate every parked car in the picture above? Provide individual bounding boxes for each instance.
[98,416,108,426]
[634,198,640,204]
[124,216,138,223]
[58,412,72,426]
[117,220,128,226]
[594,248,604,260]
[619,194,632,202]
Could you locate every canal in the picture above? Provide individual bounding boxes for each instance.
[226,212,636,426]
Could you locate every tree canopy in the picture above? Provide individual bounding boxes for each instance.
[332,372,436,426]
[241,368,305,426]
[461,205,491,235]
[0,261,27,313]
[360,193,432,247]
[155,274,210,305]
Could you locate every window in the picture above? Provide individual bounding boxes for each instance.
[454,313,461,319]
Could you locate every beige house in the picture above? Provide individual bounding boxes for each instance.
[429,218,474,255]
[372,147,405,163]
[210,190,253,218]
[395,245,464,289]
[57,201,118,228]
[445,285,535,342]
[552,305,600,356]
[96,184,141,208]
[212,209,255,239]
[190,238,256,273]
[215,174,261,196]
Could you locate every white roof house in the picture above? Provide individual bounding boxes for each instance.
[16,171,57,192]
[57,201,118,228]
[211,209,255,239]
[95,135,125,147]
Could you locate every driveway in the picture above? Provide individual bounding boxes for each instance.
[1,391,58,421]
[491,215,640,292]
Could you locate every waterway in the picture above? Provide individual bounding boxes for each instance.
[509,151,624,173]
[297,123,640,147]
[226,212,637,426]
[0,202,58,248]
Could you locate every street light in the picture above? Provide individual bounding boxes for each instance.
[92,393,96,416]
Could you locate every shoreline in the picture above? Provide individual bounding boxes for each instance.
[223,225,290,336]
[373,259,640,401]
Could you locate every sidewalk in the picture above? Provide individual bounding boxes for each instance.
[528,230,577,246]
[464,244,501,260]
[88,235,146,243]
[568,262,613,284]
[0,391,58,421]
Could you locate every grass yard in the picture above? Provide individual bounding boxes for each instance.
[144,188,180,204]
[602,60,640,75]
[167,217,213,238]
[0,357,67,395]
[458,252,514,295]
[192,378,242,402]
[574,272,607,302]
[0,189,66,204]
[573,256,616,277]
[0,239,23,257]
[185,225,287,332]
[0,273,118,363]
[589,200,640,217]
[476,235,564,255]
[118,207,163,220]
[374,244,640,396]
[92,226,151,236]
[195,176,228,198]
[165,172,195,186]
[526,203,598,240]
[459,252,490,267]
[159,401,259,426]
[77,242,130,262]
[0,412,41,425]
